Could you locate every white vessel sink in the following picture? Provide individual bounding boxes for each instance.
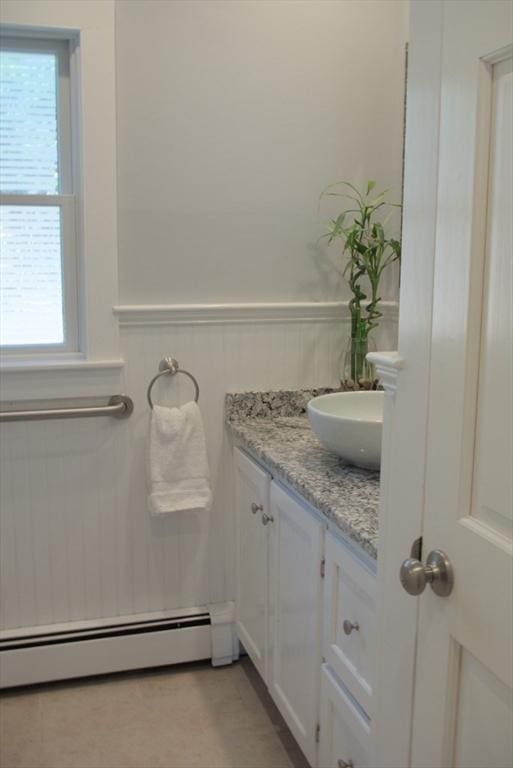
[307,392,384,470]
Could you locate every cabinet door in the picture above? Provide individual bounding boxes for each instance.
[234,448,270,682]
[269,481,324,767]
[319,664,372,768]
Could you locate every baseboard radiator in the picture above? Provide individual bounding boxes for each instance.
[0,603,236,688]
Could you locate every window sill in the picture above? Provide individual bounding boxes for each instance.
[0,357,125,374]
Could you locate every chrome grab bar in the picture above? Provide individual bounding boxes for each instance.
[147,357,200,408]
[0,395,134,423]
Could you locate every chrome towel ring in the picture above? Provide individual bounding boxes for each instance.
[147,357,200,409]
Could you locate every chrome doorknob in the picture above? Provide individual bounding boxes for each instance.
[251,502,263,514]
[400,549,454,597]
[262,512,274,526]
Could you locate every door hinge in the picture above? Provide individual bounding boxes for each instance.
[411,536,423,560]
[315,722,321,743]
[320,557,326,579]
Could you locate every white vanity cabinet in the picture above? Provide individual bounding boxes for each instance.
[234,446,376,768]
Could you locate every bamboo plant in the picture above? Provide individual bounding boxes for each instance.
[320,180,401,388]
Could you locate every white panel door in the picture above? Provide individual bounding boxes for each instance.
[408,2,513,766]
[234,448,270,681]
[269,480,324,767]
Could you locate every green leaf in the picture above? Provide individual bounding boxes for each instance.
[320,181,363,202]
[318,178,402,312]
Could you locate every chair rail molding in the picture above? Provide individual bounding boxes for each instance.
[113,301,399,327]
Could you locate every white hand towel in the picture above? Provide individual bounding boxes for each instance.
[148,401,212,515]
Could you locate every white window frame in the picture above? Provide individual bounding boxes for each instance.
[0,3,122,399]
[0,34,80,357]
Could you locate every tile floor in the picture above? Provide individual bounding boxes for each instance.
[0,657,310,768]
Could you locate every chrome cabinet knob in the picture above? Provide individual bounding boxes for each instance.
[251,502,263,515]
[400,549,454,597]
[338,760,354,768]
[262,512,274,526]
[343,620,359,635]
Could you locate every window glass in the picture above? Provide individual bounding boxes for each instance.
[0,50,59,194]
[0,205,64,346]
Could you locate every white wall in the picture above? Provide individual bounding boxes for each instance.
[0,0,407,633]
[116,0,407,304]
[1,317,347,630]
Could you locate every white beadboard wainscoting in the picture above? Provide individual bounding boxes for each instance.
[0,302,397,635]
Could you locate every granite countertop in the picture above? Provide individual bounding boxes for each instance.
[225,390,380,560]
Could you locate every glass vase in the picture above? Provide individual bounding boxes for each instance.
[340,328,378,391]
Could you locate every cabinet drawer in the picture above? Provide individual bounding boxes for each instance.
[323,533,376,717]
[319,664,372,768]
